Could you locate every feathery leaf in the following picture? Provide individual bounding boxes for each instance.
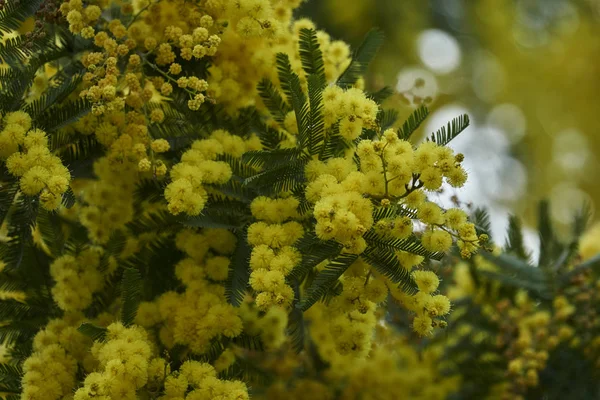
[77,323,108,342]
[337,28,385,89]
[428,113,470,146]
[298,252,358,311]
[120,267,143,327]
[398,106,429,140]
[257,78,290,124]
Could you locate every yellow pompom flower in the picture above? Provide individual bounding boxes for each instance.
[412,270,440,294]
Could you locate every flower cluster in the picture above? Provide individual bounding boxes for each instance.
[74,322,155,399]
[77,157,137,244]
[2,111,71,210]
[247,197,304,311]
[389,270,451,336]
[307,157,374,254]
[21,314,90,400]
[307,258,388,360]
[322,86,379,138]
[133,229,244,354]
[164,129,260,216]
[161,359,249,400]
[49,247,104,312]
[240,303,289,351]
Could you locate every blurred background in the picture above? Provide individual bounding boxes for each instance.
[298,0,600,252]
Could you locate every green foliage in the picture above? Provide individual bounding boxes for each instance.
[77,323,108,342]
[428,113,470,146]
[361,245,417,294]
[287,300,306,353]
[257,78,290,124]
[0,0,42,34]
[298,252,358,311]
[225,227,252,307]
[276,53,307,136]
[471,201,592,300]
[299,28,326,85]
[120,268,143,327]
[397,106,429,140]
[337,28,385,89]
[504,214,531,261]
[363,229,443,260]
[288,234,343,282]
[0,362,22,394]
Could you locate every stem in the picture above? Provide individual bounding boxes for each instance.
[142,58,196,98]
[126,1,153,28]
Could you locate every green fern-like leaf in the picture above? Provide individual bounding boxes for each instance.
[287,306,305,354]
[35,209,65,257]
[369,86,394,103]
[504,215,530,262]
[257,78,290,124]
[299,28,326,84]
[372,204,418,222]
[182,198,251,230]
[398,106,429,140]
[337,28,385,89]
[275,53,307,133]
[243,159,307,195]
[0,196,39,270]
[363,230,444,260]
[242,148,304,169]
[77,323,108,342]
[0,363,22,393]
[225,227,251,307]
[361,246,418,294]
[25,71,85,119]
[471,208,494,246]
[479,251,550,299]
[127,209,178,235]
[0,181,18,228]
[0,0,43,33]
[231,333,265,352]
[0,36,33,67]
[298,252,358,311]
[378,109,399,131]
[120,267,143,327]
[251,119,286,151]
[36,98,92,133]
[288,234,343,282]
[428,113,470,146]
[303,74,326,155]
[61,187,77,209]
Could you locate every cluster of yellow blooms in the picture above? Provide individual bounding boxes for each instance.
[389,270,452,337]
[133,228,244,354]
[1,111,71,210]
[21,313,91,400]
[239,302,289,351]
[164,129,261,216]
[304,129,479,256]
[77,157,137,244]
[50,247,104,312]
[306,258,387,360]
[307,157,374,254]
[248,197,304,310]
[75,323,155,399]
[319,86,379,139]
[253,323,460,400]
